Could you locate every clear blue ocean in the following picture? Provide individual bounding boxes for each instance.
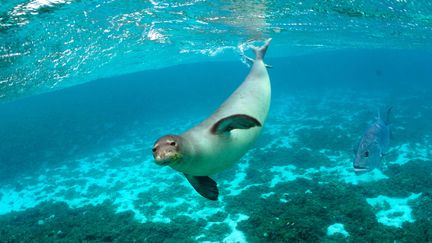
[1,1,432,242]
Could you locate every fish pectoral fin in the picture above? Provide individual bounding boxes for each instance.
[381,157,388,170]
[383,145,402,157]
[210,114,261,135]
[184,174,219,201]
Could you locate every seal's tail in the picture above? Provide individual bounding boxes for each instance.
[252,38,272,60]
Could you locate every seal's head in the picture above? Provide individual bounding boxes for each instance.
[152,135,183,166]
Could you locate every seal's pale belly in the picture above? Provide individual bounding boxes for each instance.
[180,126,263,176]
[171,60,271,176]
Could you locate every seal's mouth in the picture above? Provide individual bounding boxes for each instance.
[154,156,172,166]
[154,152,182,166]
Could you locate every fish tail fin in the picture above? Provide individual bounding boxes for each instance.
[251,38,272,61]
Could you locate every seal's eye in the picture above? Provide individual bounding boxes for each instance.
[170,141,176,146]
[152,148,157,152]
[364,151,369,157]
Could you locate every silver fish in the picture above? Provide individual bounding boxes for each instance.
[353,107,392,174]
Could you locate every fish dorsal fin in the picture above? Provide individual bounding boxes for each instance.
[184,174,219,200]
[384,106,394,125]
[378,106,394,125]
[210,114,261,135]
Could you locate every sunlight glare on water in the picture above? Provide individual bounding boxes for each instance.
[1,0,432,102]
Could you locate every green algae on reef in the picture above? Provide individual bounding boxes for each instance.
[0,202,201,242]
[233,179,426,242]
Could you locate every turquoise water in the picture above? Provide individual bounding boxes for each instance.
[2,0,432,102]
[1,1,432,242]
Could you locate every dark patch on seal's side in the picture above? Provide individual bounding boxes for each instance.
[210,114,262,135]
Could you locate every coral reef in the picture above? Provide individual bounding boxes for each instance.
[1,89,431,242]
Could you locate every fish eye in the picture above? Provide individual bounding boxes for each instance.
[152,147,157,152]
[364,151,369,157]
[170,141,176,146]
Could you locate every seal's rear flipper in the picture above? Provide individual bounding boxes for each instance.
[184,174,219,200]
[243,38,272,67]
[242,54,273,68]
[211,114,262,135]
[252,38,272,61]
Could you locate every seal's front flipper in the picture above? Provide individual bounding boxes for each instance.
[210,114,262,135]
[184,174,219,200]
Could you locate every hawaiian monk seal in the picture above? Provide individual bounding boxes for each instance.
[152,39,272,200]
